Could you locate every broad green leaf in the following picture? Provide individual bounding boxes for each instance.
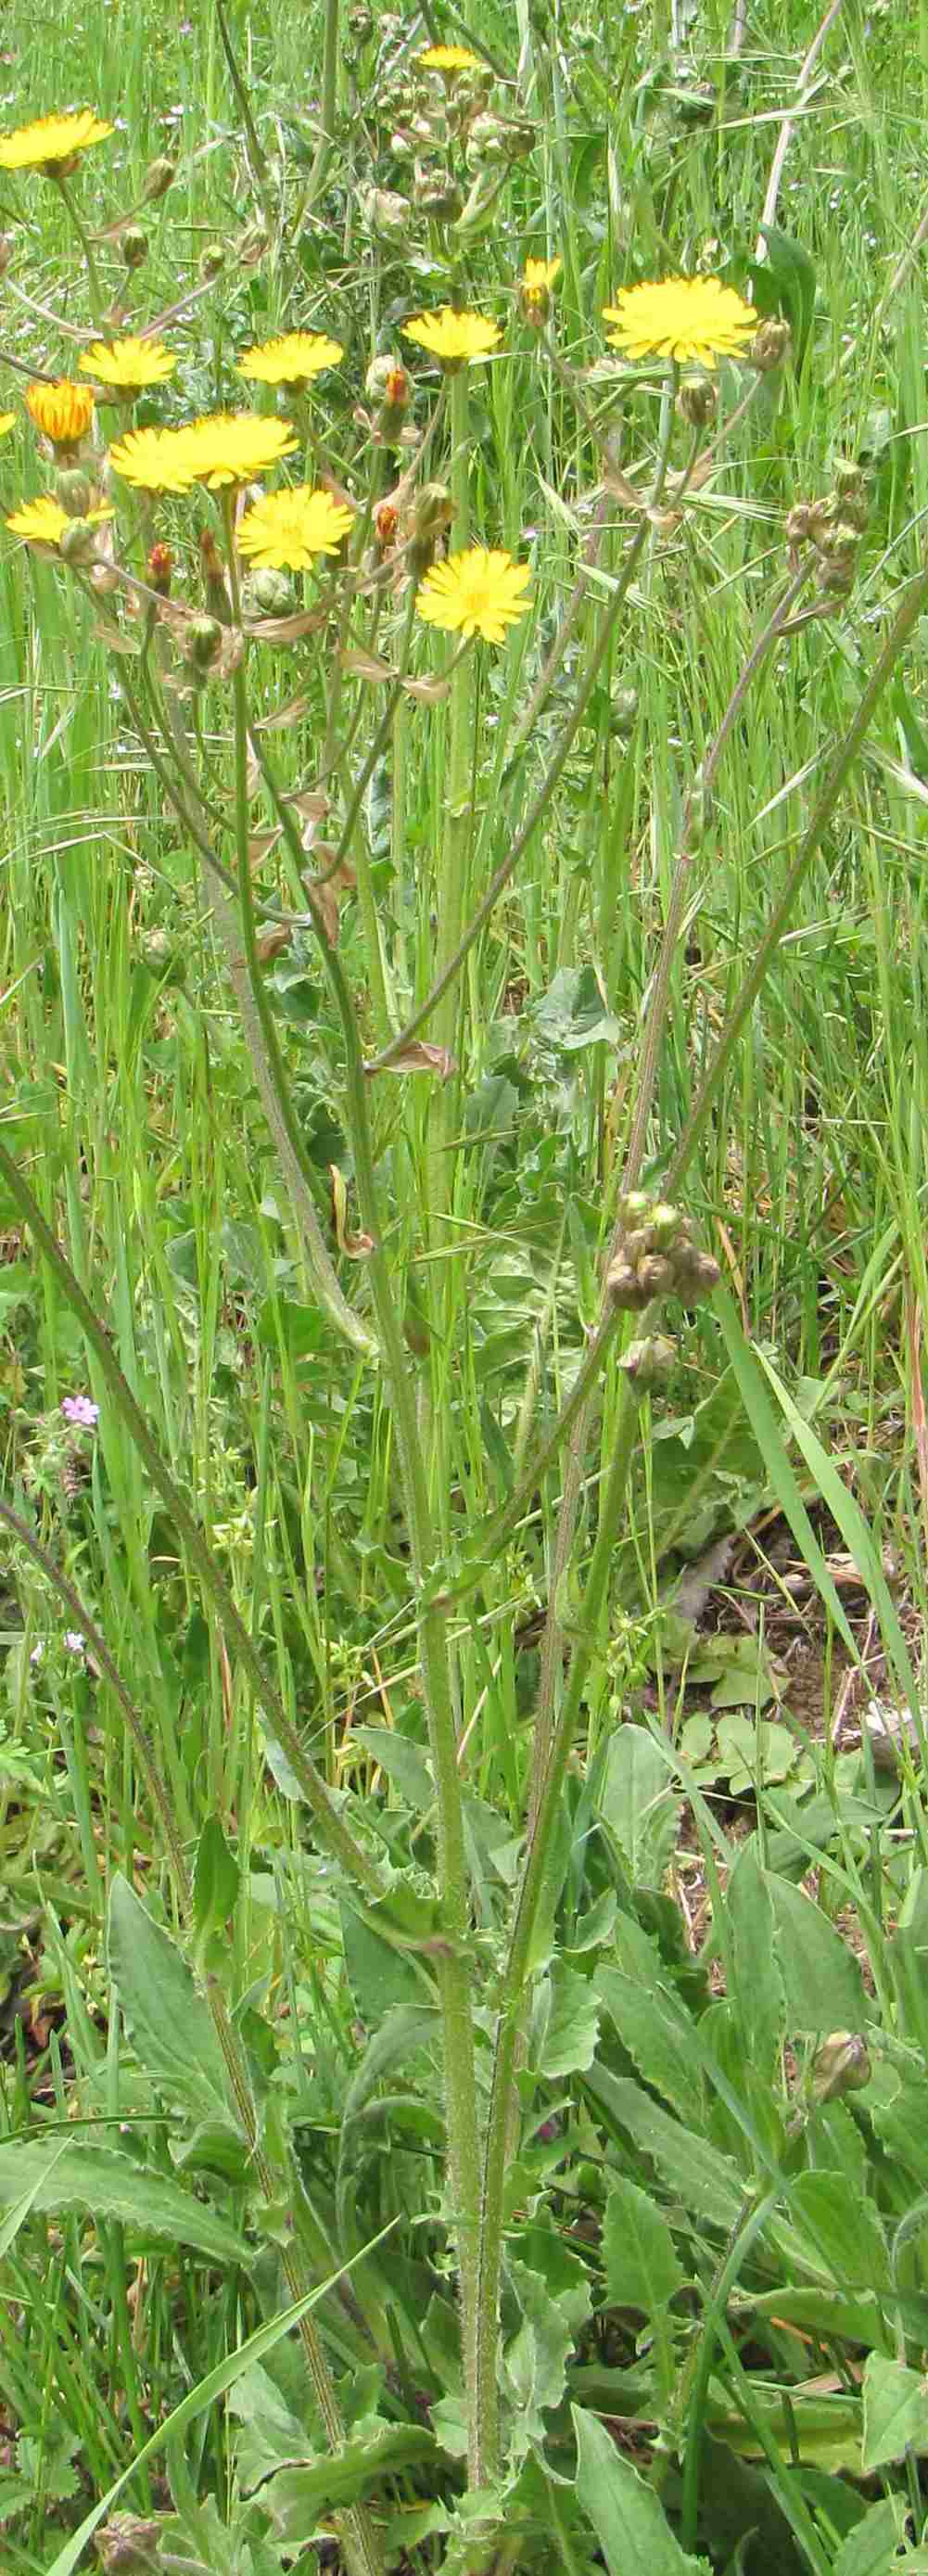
[504,2260,581,2455]
[0,2140,248,2267]
[599,1727,681,1882]
[263,2423,438,2530]
[603,2175,685,2314]
[764,1873,866,2031]
[573,2406,709,2574]
[538,1961,600,2077]
[193,1816,240,1963]
[0,2140,68,2259]
[340,1903,432,2019]
[352,1724,433,1812]
[789,2170,891,2294]
[833,2497,909,2576]
[108,1874,234,2128]
[861,2352,928,2470]
[586,2070,744,2229]
[599,1944,706,2123]
[753,224,817,355]
[748,2287,893,2352]
[532,965,621,1053]
[727,1848,784,2075]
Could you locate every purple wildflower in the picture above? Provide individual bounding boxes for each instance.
[61,1396,99,1428]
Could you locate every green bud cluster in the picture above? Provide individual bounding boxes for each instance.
[606,1192,720,1312]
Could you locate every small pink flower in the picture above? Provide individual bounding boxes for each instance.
[64,1630,85,1657]
[62,1395,99,1428]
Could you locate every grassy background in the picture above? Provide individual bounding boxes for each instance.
[4,0,928,2566]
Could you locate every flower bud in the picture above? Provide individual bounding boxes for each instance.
[677,376,717,430]
[199,527,231,622]
[58,516,98,566]
[95,2512,165,2573]
[610,685,639,739]
[750,316,793,374]
[809,2032,871,2103]
[647,1203,684,1252]
[374,498,400,551]
[833,460,869,532]
[186,613,223,671]
[56,467,94,517]
[199,241,225,282]
[465,112,507,169]
[121,224,148,271]
[359,184,411,240]
[141,155,176,203]
[146,542,172,595]
[139,925,185,986]
[635,1253,676,1299]
[413,170,464,221]
[247,567,292,617]
[620,1333,677,1394]
[606,1259,649,1310]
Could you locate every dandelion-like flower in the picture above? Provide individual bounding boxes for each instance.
[6,492,110,548]
[415,544,532,645]
[80,337,177,395]
[519,255,561,326]
[181,412,299,489]
[237,485,354,570]
[418,43,480,72]
[602,275,756,365]
[236,331,343,389]
[26,379,95,445]
[108,423,197,492]
[0,413,15,440]
[0,108,113,172]
[403,307,502,371]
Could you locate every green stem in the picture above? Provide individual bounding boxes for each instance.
[248,737,486,2478]
[56,172,106,322]
[0,1134,384,1900]
[214,0,275,233]
[300,0,342,210]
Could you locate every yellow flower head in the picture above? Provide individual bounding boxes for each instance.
[181,412,299,490]
[415,544,532,646]
[26,378,95,445]
[6,492,111,548]
[523,257,561,293]
[418,43,480,73]
[0,414,15,440]
[237,485,355,571]
[79,337,178,395]
[109,424,197,493]
[0,109,113,172]
[403,307,502,371]
[602,274,757,366]
[236,331,343,389]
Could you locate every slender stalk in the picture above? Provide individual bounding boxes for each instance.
[214,0,275,232]
[55,172,106,321]
[0,1134,384,1900]
[300,0,342,209]
[247,735,487,2479]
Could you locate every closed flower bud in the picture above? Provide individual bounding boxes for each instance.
[139,925,185,986]
[199,527,231,622]
[121,224,148,271]
[56,467,94,517]
[786,504,813,550]
[677,376,717,429]
[146,542,172,595]
[413,171,464,221]
[187,613,223,670]
[374,498,400,551]
[647,1202,683,1251]
[465,113,507,170]
[199,241,225,282]
[617,1190,652,1231]
[809,2032,871,2103]
[620,1333,677,1393]
[750,316,793,373]
[636,1253,676,1298]
[58,516,98,565]
[142,155,176,203]
[359,184,412,240]
[606,1259,649,1309]
[247,567,292,617]
[621,1229,650,1265]
[610,685,639,739]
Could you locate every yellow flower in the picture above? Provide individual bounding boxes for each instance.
[403,307,502,371]
[602,275,757,365]
[6,492,110,548]
[79,337,178,395]
[108,424,197,493]
[0,414,15,439]
[181,412,299,490]
[523,257,561,293]
[415,544,532,645]
[236,331,343,389]
[0,109,113,172]
[418,42,480,72]
[237,485,355,570]
[26,378,95,445]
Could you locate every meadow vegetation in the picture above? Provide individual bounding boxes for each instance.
[5,2,928,2570]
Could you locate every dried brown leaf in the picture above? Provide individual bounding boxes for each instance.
[340,646,393,682]
[330,1165,374,1259]
[365,1041,456,1080]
